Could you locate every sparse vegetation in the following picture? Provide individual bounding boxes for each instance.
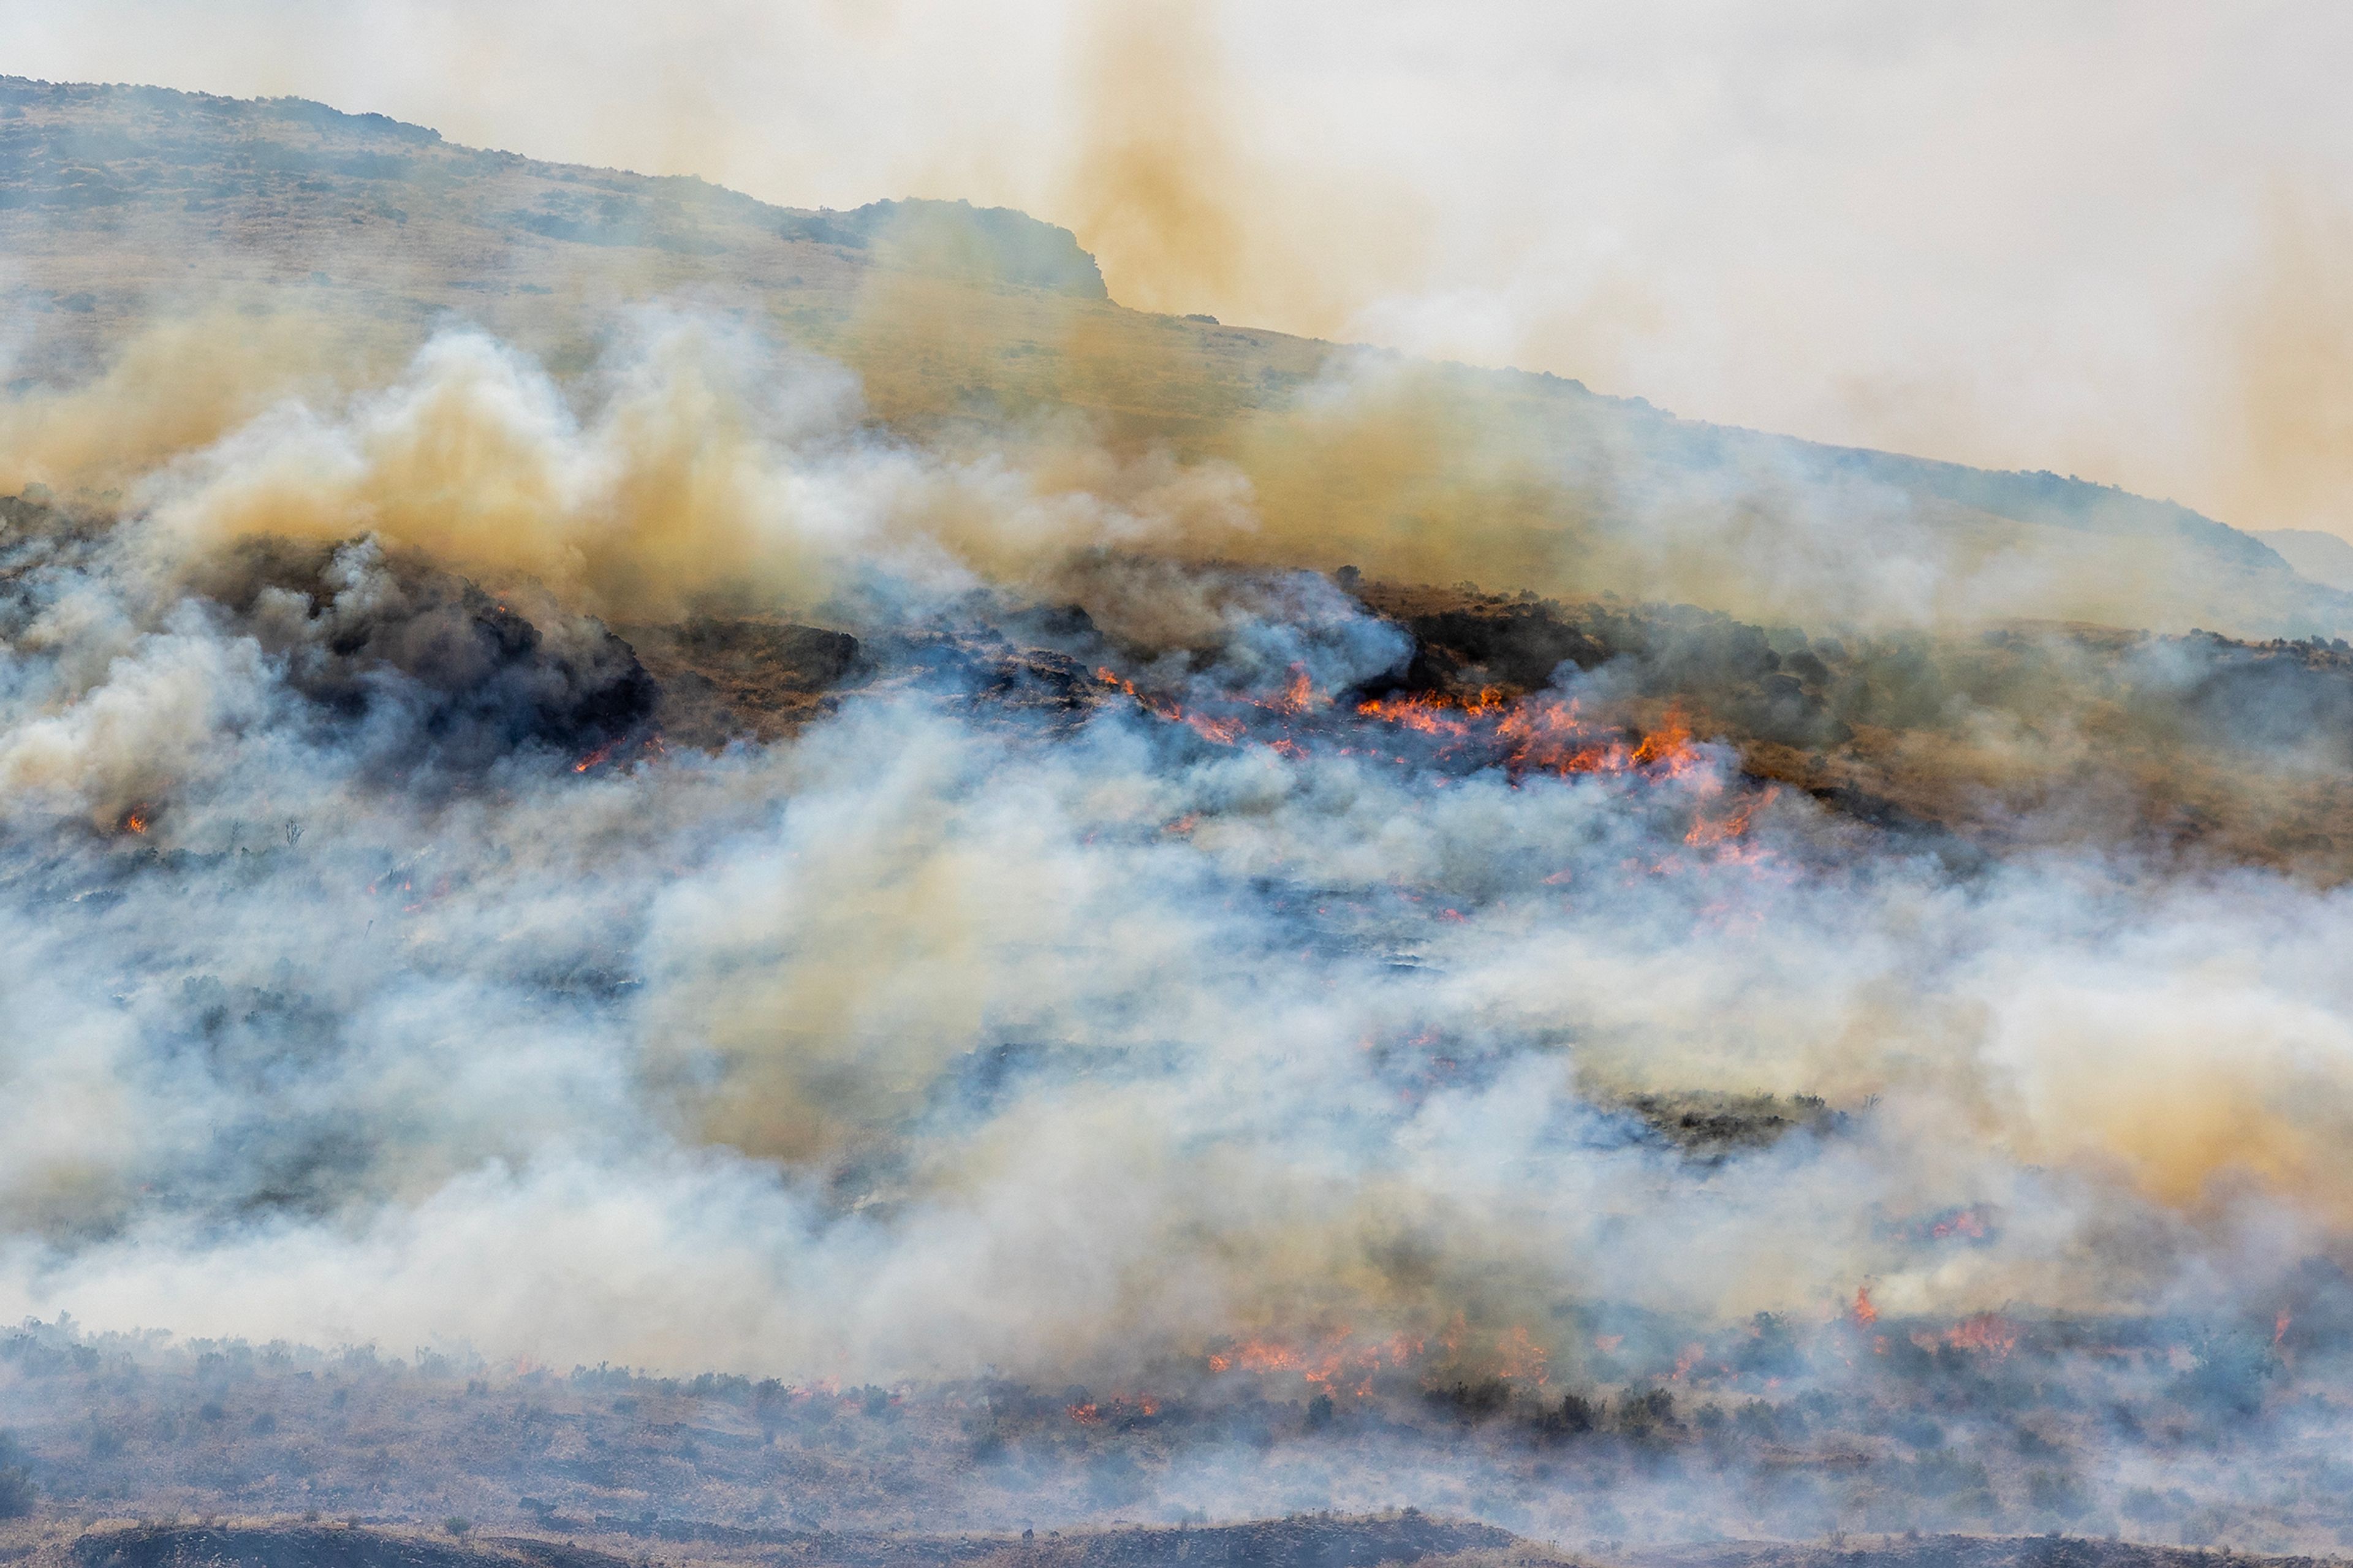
[0,1429,35,1518]
[0,1314,2341,1550]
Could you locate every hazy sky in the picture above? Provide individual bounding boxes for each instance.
[8,0,2353,534]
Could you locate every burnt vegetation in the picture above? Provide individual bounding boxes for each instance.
[5,1286,2353,1553]
[1347,578,2353,879]
[187,536,658,776]
[0,505,657,784]
[1598,1092,1845,1161]
[618,559,2353,883]
[32,1520,2353,1568]
[54,1517,1518,1568]
[18,480,2353,882]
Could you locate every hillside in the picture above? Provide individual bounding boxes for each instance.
[2256,529,2353,592]
[24,1521,2343,1568]
[40,1518,1528,1568]
[1,75,2348,638]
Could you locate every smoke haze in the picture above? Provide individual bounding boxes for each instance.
[2,319,2351,1384]
[2,21,2353,1556]
[9,2,2353,537]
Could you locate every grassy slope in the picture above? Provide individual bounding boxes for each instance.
[2,75,2347,638]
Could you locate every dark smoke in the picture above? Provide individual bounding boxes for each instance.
[184,534,657,777]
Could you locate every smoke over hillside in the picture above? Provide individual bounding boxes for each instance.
[1,72,2352,1562]
[1,303,2352,1547]
[8,75,2353,645]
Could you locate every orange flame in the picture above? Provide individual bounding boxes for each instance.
[1203,1327,1428,1398]
[1929,1208,1991,1241]
[1358,689,1704,784]
[1686,786,1778,847]
[1354,688,1505,737]
[1096,667,1243,745]
[1493,1324,1550,1385]
[1630,706,1694,768]
[1852,1286,1879,1326]
[1184,713,1245,745]
[1944,1314,2018,1358]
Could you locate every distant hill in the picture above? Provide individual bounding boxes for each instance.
[2,75,2348,639]
[2257,528,2353,593]
[64,1517,1524,1568]
[0,75,1102,329]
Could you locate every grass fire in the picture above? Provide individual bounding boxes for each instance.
[2,32,2353,1568]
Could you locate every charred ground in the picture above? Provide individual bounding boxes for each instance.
[47,1516,1521,1568]
[1350,578,2353,880]
[5,1287,2353,1552]
[26,1520,2351,1568]
[578,542,2353,884]
[17,474,2353,878]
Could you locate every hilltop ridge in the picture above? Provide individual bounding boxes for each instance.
[0,75,1106,311]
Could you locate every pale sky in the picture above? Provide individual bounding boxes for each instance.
[8,0,2353,535]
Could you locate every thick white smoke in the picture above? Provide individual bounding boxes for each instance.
[1,318,2351,1551]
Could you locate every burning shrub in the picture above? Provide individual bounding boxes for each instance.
[2270,1257,2353,1355]
[1354,584,1851,749]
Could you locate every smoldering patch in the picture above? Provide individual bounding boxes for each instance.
[183,533,659,778]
